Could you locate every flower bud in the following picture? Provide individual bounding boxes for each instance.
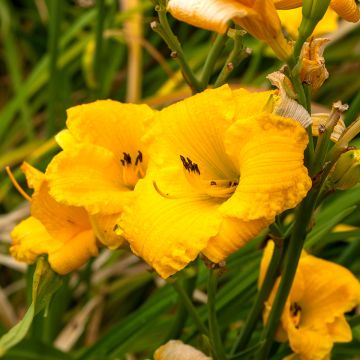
[299,0,332,40]
[331,150,360,190]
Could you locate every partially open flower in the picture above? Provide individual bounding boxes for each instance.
[119,85,311,278]
[300,38,330,91]
[154,340,211,360]
[46,100,155,248]
[167,0,292,61]
[10,163,98,275]
[273,0,360,23]
[260,241,360,360]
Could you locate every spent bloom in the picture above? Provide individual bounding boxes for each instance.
[260,241,360,360]
[10,163,98,274]
[119,85,311,278]
[154,340,211,360]
[167,0,292,61]
[46,100,155,249]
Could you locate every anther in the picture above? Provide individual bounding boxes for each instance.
[135,150,143,165]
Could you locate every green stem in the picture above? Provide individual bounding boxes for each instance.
[230,242,285,355]
[167,273,198,340]
[208,269,227,360]
[242,43,265,84]
[94,0,106,95]
[154,6,202,93]
[200,33,228,89]
[344,91,360,126]
[255,193,317,359]
[214,30,248,88]
[47,0,63,136]
[172,280,209,336]
[337,239,360,267]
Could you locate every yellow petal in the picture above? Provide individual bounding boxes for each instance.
[10,216,61,264]
[48,229,98,275]
[203,216,269,263]
[154,340,211,360]
[46,144,133,215]
[32,181,91,242]
[273,0,302,9]
[287,325,333,360]
[148,85,237,180]
[330,0,360,22]
[167,0,249,34]
[66,100,154,164]
[119,169,222,279]
[221,113,311,220]
[327,315,352,343]
[232,88,275,118]
[296,255,360,325]
[55,129,77,150]
[21,162,45,191]
[90,212,126,249]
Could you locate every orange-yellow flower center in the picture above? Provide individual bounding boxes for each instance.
[290,302,302,329]
[180,155,239,199]
[120,150,145,189]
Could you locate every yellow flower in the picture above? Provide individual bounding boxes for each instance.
[273,0,360,23]
[154,340,211,360]
[119,85,311,278]
[278,7,338,38]
[260,241,360,360]
[46,100,155,248]
[10,163,98,275]
[167,0,292,61]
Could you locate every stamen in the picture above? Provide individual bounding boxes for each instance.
[135,150,143,165]
[5,166,32,202]
[290,302,302,328]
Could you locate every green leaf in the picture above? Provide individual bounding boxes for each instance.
[0,258,62,357]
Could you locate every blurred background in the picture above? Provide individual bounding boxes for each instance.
[0,1,359,359]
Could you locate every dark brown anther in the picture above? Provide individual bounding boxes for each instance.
[135,150,143,165]
[210,181,217,186]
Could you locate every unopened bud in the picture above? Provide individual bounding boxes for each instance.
[299,0,332,40]
[331,149,360,190]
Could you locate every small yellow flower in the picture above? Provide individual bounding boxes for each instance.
[154,340,211,360]
[120,85,311,278]
[260,241,360,360]
[167,0,292,61]
[46,100,155,248]
[10,163,98,275]
[278,8,338,38]
[273,0,360,23]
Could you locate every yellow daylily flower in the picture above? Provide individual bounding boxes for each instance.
[10,162,98,275]
[120,85,311,278]
[273,0,360,23]
[167,0,292,61]
[278,7,338,38]
[154,340,211,360]
[46,100,155,248]
[260,241,360,360]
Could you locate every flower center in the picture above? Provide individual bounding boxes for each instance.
[180,155,239,199]
[120,151,145,189]
[290,302,302,329]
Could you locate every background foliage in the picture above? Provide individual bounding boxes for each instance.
[0,0,359,359]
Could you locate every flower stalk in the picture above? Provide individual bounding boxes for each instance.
[208,269,227,360]
[255,191,318,359]
[230,241,285,355]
